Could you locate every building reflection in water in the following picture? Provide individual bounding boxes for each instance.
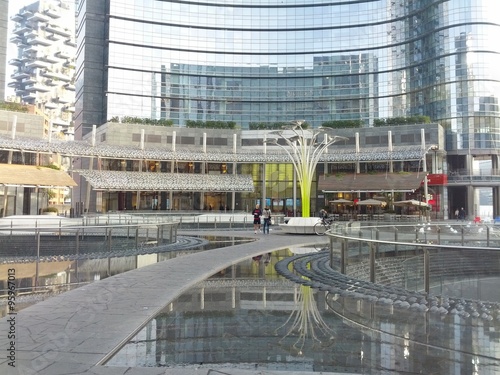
[0,236,251,318]
[106,248,500,374]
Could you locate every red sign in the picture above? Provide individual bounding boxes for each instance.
[427,174,447,185]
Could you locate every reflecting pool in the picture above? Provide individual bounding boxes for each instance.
[0,236,253,318]
[106,248,500,374]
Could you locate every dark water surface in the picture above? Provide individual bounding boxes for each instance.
[106,247,500,374]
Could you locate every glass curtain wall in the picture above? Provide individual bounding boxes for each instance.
[78,0,500,142]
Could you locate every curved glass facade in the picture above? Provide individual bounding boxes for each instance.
[76,0,500,149]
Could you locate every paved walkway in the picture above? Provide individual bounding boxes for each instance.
[0,229,330,375]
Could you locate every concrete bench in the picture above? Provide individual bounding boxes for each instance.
[279,217,322,234]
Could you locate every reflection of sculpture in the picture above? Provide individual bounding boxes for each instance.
[266,120,346,217]
[276,284,335,354]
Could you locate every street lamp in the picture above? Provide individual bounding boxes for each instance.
[265,120,347,217]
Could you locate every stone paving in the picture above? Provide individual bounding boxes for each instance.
[0,228,330,375]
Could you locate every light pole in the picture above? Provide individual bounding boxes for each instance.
[265,120,347,218]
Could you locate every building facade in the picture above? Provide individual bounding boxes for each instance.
[8,0,76,136]
[0,0,8,101]
[75,1,500,217]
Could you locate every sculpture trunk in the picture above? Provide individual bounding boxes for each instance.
[299,169,312,218]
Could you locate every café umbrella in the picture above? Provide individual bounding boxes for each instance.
[393,199,430,208]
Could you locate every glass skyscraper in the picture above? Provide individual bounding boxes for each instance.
[75,0,500,137]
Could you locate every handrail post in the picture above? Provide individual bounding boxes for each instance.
[424,246,430,293]
[461,226,465,246]
[358,230,363,256]
[75,229,79,281]
[108,228,112,252]
[35,230,40,288]
[135,227,139,249]
[329,236,334,268]
[487,226,490,247]
[340,238,348,274]
[437,226,441,245]
[369,242,376,283]
[394,226,398,255]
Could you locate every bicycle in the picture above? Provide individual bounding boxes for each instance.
[314,216,335,235]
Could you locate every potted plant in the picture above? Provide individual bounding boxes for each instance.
[42,207,59,216]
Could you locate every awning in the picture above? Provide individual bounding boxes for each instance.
[319,172,425,193]
[0,164,77,188]
[75,170,255,192]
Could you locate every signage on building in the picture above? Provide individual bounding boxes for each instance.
[427,174,448,185]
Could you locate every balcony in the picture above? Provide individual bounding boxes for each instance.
[27,35,52,46]
[9,58,23,66]
[11,13,24,22]
[21,75,38,84]
[9,35,23,44]
[44,101,58,109]
[44,8,61,19]
[63,105,75,113]
[22,92,38,102]
[64,38,77,47]
[56,50,72,59]
[53,118,71,127]
[26,60,51,69]
[41,70,71,82]
[447,169,500,184]
[24,45,40,54]
[45,24,71,37]
[25,83,51,92]
[56,96,72,104]
[44,79,58,86]
[40,54,60,64]
[13,25,32,35]
[28,12,51,23]
[46,33,61,41]
[64,83,76,91]
[11,70,30,80]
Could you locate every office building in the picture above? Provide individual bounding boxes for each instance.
[70,1,500,217]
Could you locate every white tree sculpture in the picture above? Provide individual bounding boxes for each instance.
[265,120,347,217]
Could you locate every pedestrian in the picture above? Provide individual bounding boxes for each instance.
[460,207,466,221]
[252,204,262,233]
[455,208,459,221]
[262,206,272,234]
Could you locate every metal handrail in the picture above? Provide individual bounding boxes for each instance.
[326,222,500,294]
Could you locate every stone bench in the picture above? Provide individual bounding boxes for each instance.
[279,217,322,234]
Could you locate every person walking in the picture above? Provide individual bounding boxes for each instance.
[252,204,262,233]
[262,206,272,234]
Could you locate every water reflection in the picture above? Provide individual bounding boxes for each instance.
[106,248,500,374]
[0,236,252,318]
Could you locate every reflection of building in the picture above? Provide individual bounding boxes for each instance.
[8,0,76,137]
